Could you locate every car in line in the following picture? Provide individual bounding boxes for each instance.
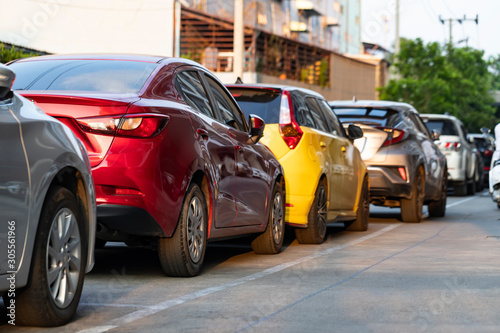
[329,100,448,222]
[0,64,96,326]
[468,130,495,186]
[227,84,369,244]
[8,55,285,277]
[420,114,479,196]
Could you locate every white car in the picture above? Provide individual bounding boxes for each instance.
[421,114,478,196]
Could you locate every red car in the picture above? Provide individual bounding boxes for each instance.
[8,55,285,277]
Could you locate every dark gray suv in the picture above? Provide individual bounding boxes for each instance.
[329,100,448,222]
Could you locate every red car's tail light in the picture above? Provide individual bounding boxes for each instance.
[77,114,169,138]
[376,127,405,146]
[484,149,493,156]
[117,116,169,138]
[279,91,303,149]
[77,117,120,135]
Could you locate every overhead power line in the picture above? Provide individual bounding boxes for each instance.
[439,14,479,48]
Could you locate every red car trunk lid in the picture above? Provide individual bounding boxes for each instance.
[20,92,139,167]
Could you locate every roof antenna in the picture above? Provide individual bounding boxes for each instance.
[235,77,243,84]
[353,96,357,102]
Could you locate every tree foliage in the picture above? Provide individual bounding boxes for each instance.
[380,38,496,132]
[0,43,39,64]
[488,54,500,91]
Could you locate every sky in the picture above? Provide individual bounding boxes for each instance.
[361,0,500,59]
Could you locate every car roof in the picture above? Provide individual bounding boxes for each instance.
[226,83,325,99]
[9,53,202,67]
[329,100,417,113]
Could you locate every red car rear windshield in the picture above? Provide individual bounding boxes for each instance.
[229,88,281,124]
[9,59,158,94]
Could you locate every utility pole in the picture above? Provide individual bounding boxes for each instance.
[439,14,478,51]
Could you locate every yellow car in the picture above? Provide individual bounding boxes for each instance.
[227,84,369,244]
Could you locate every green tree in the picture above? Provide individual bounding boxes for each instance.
[380,38,496,132]
[488,55,500,91]
[0,43,38,64]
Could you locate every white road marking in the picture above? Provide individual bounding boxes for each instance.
[77,224,401,333]
[445,196,477,208]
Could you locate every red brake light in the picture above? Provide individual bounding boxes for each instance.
[117,116,169,138]
[77,114,169,138]
[279,91,303,149]
[484,149,493,156]
[376,127,405,146]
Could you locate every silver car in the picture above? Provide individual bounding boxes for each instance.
[330,100,448,222]
[0,64,96,326]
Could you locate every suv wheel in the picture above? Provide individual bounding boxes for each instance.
[454,182,467,196]
[467,174,476,195]
[401,168,424,223]
[428,172,447,217]
[346,175,369,231]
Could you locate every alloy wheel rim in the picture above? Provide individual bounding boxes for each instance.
[317,186,327,238]
[46,207,81,309]
[187,196,205,263]
[272,191,284,244]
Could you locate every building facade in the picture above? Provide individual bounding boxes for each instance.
[0,0,385,100]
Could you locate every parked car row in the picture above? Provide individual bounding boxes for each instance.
[1,55,450,326]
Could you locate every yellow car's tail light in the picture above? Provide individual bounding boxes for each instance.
[279,91,303,149]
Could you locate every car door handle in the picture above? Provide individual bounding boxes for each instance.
[197,128,209,138]
[320,141,327,148]
[341,146,347,153]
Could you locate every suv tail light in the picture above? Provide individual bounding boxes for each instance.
[376,127,405,146]
[484,149,493,156]
[443,141,462,151]
[77,114,169,138]
[279,91,303,149]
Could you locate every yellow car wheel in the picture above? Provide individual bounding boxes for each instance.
[295,178,327,244]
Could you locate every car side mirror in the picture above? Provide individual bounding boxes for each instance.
[248,114,265,144]
[347,124,363,140]
[0,64,15,100]
[431,129,440,141]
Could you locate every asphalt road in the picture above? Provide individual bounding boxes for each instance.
[2,190,500,332]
